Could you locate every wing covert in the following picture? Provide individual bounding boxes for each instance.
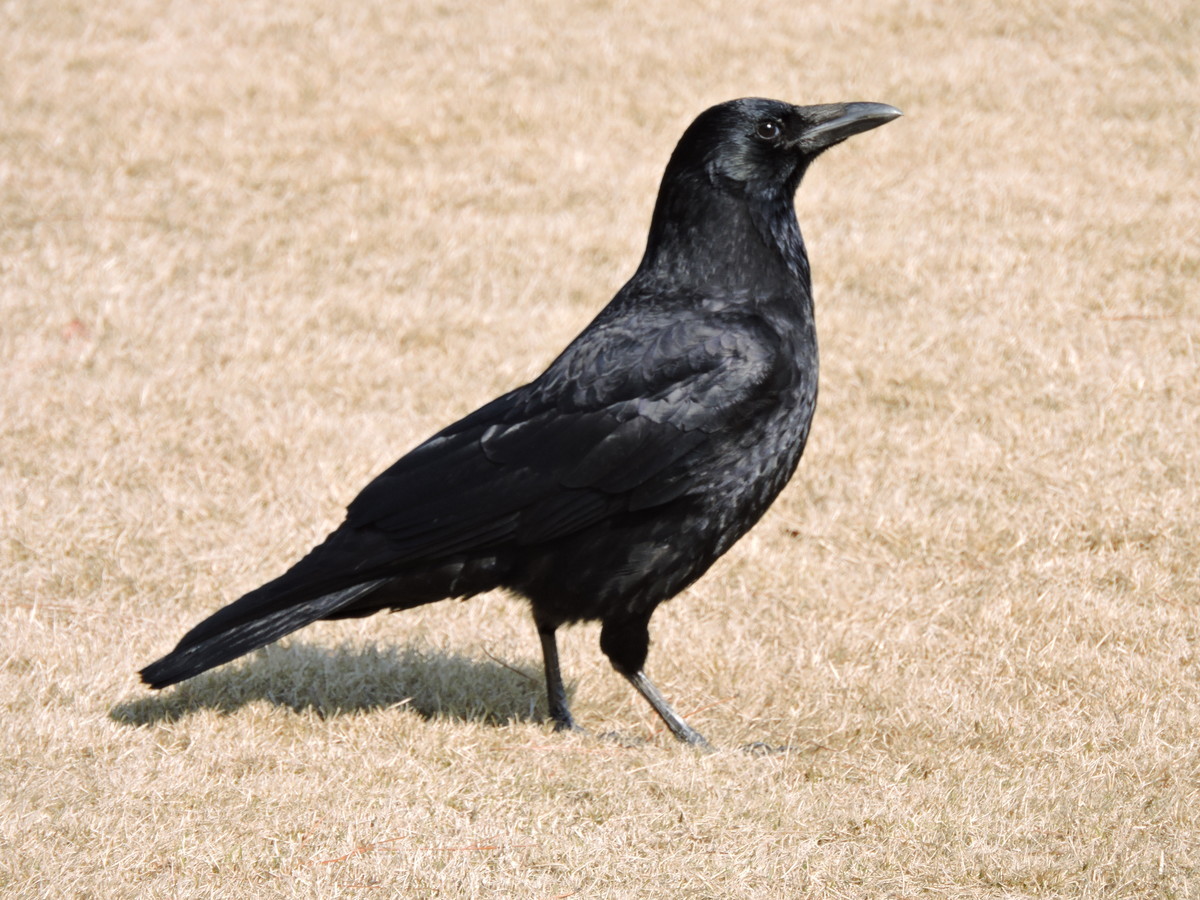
[340,309,784,563]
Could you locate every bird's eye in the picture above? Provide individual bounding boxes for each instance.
[755,119,782,141]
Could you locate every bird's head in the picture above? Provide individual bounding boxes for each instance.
[669,97,902,199]
[637,97,901,286]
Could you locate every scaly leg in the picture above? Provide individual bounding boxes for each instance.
[624,669,711,749]
[538,624,581,732]
[600,615,712,749]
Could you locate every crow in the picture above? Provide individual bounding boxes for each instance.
[141,98,900,747]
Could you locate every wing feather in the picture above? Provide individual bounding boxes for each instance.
[325,309,782,571]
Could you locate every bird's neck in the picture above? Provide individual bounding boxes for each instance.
[637,175,811,295]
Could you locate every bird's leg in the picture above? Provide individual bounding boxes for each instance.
[537,624,581,732]
[623,669,712,749]
[600,616,712,749]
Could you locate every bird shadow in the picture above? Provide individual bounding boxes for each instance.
[109,641,556,728]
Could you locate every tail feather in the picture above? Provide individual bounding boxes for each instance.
[139,579,387,689]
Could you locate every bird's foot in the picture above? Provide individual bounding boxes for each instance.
[740,741,789,756]
[549,714,586,735]
[680,732,715,753]
[595,730,647,748]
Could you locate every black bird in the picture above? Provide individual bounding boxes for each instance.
[141,98,900,747]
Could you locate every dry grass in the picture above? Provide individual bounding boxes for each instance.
[3,0,1199,896]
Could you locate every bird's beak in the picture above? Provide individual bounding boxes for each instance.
[800,102,902,150]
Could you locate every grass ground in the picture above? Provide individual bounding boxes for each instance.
[2,0,1198,896]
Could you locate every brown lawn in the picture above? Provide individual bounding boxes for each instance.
[2,0,1198,896]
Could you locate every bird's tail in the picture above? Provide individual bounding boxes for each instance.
[138,577,389,689]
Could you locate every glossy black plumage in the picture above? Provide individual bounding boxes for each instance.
[141,98,900,746]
